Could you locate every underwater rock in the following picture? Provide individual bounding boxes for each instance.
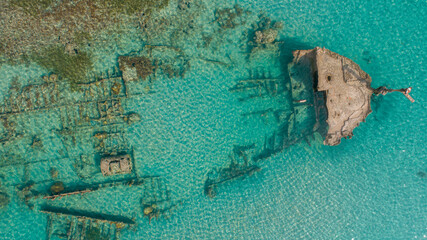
[111,82,122,95]
[254,29,278,44]
[50,181,64,194]
[0,192,10,209]
[291,47,413,146]
[119,56,154,81]
[124,113,141,124]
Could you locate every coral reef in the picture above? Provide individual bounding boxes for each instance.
[249,16,283,52]
[254,28,278,44]
[214,4,246,29]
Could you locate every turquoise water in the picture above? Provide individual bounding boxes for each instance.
[0,0,426,239]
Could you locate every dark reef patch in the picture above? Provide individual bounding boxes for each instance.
[214,4,246,29]
[32,45,93,88]
[0,191,10,209]
[119,56,154,80]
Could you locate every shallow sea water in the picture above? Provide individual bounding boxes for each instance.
[0,0,426,239]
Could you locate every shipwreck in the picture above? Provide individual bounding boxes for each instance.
[291,47,414,146]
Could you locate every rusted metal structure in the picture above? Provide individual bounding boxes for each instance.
[291,47,414,146]
[100,154,132,176]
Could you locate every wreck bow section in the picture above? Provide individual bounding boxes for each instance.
[292,47,374,146]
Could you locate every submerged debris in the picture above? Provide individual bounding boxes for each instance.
[373,86,415,103]
[41,205,135,225]
[42,177,146,201]
[144,45,191,79]
[141,201,179,224]
[229,77,281,100]
[44,189,92,200]
[142,203,159,223]
[100,154,132,176]
[73,155,98,179]
[205,164,261,198]
[42,74,59,83]
[140,177,178,223]
[50,181,65,194]
[204,145,261,198]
